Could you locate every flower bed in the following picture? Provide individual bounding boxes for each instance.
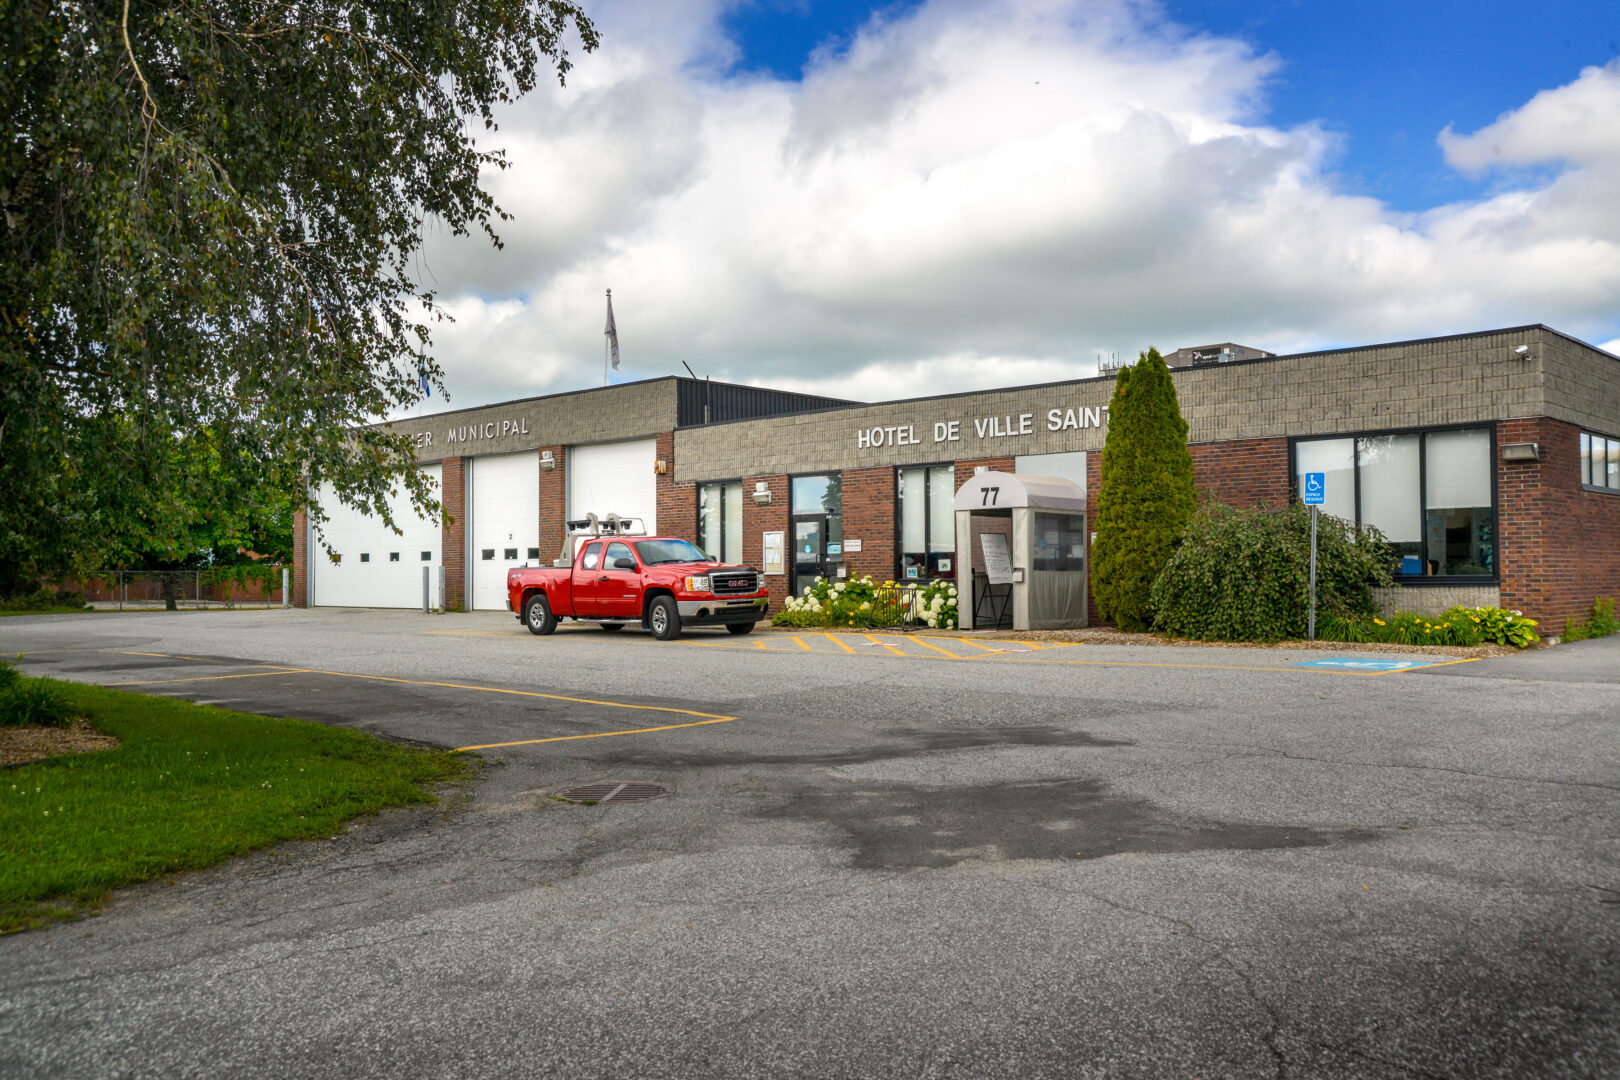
[773,576,959,630]
[1318,606,1539,648]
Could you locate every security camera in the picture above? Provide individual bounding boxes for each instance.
[1514,345,1530,355]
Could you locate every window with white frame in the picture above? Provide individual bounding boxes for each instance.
[1294,426,1495,578]
[1581,431,1620,492]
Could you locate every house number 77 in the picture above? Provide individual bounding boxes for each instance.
[981,486,1000,506]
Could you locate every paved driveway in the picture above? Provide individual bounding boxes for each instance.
[2,610,1618,1079]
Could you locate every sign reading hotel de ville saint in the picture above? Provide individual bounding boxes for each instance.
[854,406,1107,449]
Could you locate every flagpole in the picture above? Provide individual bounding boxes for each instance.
[603,289,611,388]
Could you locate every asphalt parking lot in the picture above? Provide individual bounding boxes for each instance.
[2,608,1618,1079]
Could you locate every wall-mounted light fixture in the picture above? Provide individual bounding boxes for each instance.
[540,449,556,470]
[752,480,772,505]
[1501,442,1541,462]
[653,459,669,475]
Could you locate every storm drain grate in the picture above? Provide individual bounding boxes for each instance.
[555,782,672,805]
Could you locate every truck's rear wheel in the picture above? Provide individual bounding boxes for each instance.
[726,622,755,636]
[524,593,558,636]
[648,595,682,641]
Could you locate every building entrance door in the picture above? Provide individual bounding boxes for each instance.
[792,515,829,594]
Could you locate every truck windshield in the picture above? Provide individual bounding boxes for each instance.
[635,539,713,565]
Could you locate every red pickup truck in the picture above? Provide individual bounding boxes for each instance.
[507,536,769,640]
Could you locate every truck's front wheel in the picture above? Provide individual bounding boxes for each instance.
[524,592,558,636]
[648,595,682,641]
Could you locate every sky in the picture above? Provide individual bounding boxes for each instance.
[412,0,1620,411]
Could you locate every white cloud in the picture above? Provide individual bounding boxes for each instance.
[414,1,1620,410]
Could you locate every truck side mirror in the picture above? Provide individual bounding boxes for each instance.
[613,557,637,570]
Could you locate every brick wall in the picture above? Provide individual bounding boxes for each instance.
[743,474,790,612]
[1189,437,1291,507]
[440,457,467,611]
[955,457,1015,489]
[656,431,698,542]
[840,467,897,582]
[291,506,309,607]
[538,446,566,566]
[1497,417,1620,635]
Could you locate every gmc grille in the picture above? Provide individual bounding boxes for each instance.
[711,571,758,595]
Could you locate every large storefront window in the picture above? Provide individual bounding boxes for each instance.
[897,465,956,581]
[697,481,743,563]
[1294,425,1495,579]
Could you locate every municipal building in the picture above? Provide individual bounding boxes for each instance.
[292,324,1620,635]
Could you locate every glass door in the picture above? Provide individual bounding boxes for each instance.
[792,516,828,595]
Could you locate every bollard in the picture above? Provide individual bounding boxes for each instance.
[282,567,290,609]
[422,566,430,613]
[438,565,446,612]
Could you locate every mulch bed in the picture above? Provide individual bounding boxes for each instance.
[1,719,121,768]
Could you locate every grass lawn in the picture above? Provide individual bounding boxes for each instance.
[1,681,471,934]
[0,607,94,617]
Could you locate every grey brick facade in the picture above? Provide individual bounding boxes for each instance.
[672,326,1614,483]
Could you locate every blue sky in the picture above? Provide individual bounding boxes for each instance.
[722,0,1620,209]
[416,0,1620,405]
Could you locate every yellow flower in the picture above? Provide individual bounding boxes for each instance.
[1373,618,1385,626]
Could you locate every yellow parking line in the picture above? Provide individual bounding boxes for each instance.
[454,716,737,752]
[1384,657,1481,674]
[118,650,228,663]
[792,636,811,651]
[862,634,908,656]
[957,638,1006,653]
[910,636,967,659]
[823,633,856,653]
[110,668,314,686]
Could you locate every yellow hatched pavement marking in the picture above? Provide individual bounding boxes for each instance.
[792,636,812,651]
[957,637,1009,653]
[1384,657,1482,674]
[823,633,856,653]
[909,636,967,659]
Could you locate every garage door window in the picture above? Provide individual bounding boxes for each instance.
[481,549,495,561]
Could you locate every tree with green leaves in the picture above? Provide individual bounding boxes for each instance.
[1091,348,1196,632]
[0,0,598,594]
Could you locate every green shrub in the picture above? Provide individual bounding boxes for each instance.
[1091,349,1196,632]
[1150,502,1392,642]
[0,587,90,612]
[0,661,20,696]
[1,675,75,727]
[1563,597,1617,642]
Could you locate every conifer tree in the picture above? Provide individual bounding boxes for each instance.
[1091,349,1196,631]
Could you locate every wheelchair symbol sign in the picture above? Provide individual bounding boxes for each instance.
[1303,472,1325,505]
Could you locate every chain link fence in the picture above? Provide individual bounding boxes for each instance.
[80,569,289,611]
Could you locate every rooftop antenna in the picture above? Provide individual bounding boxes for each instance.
[681,361,712,423]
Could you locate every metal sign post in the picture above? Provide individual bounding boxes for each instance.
[1302,472,1325,640]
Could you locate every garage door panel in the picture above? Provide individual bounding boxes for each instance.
[471,452,539,611]
[312,465,442,608]
[568,439,657,534]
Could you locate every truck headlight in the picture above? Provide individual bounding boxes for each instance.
[685,575,711,593]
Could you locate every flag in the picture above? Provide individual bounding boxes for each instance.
[416,357,431,398]
[604,290,620,370]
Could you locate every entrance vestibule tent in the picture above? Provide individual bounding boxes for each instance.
[953,471,1088,631]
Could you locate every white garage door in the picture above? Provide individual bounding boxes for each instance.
[568,438,657,534]
[311,465,442,609]
[470,451,540,611]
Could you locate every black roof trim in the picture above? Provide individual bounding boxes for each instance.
[385,374,861,427]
